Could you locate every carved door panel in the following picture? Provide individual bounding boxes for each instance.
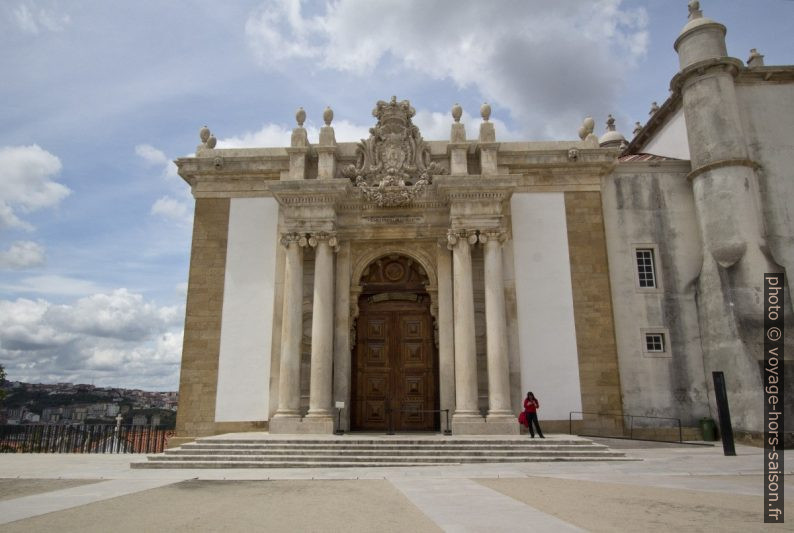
[395,311,436,431]
[353,299,437,432]
[353,312,391,430]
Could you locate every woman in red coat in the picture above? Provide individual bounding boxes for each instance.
[523,391,545,438]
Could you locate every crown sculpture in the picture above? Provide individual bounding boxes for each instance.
[343,96,447,207]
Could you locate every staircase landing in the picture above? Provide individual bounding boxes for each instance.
[133,433,635,469]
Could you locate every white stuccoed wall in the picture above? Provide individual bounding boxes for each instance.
[510,193,582,420]
[215,197,279,422]
[643,108,690,160]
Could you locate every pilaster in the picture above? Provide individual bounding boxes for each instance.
[436,242,456,422]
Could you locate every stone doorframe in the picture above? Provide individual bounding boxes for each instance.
[350,245,439,334]
[335,243,450,432]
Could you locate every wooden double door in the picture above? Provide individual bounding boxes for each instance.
[352,296,438,431]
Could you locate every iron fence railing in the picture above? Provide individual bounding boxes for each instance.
[0,424,174,454]
[345,398,452,435]
[385,404,452,436]
[569,411,684,443]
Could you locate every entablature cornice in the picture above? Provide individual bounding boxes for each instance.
[613,160,692,175]
[670,57,744,93]
[735,66,794,85]
[176,155,287,183]
[269,180,351,207]
[497,149,616,169]
[435,175,516,201]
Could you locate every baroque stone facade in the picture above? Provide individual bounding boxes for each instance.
[174,4,792,443]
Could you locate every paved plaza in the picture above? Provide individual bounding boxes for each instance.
[0,438,791,532]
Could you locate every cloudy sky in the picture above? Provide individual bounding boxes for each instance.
[1,0,792,391]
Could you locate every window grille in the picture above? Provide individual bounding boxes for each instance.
[636,249,657,288]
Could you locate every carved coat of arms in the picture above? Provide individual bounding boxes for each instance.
[343,96,447,207]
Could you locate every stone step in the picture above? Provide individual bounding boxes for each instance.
[148,451,627,462]
[134,456,633,469]
[196,437,601,446]
[193,439,593,446]
[176,444,608,453]
[133,434,631,469]
[164,448,617,457]
[134,461,448,469]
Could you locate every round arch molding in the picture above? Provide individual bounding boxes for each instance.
[349,243,439,343]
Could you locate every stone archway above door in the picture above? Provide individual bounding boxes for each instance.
[349,243,439,343]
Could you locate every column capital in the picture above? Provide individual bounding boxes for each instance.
[308,231,339,251]
[478,229,508,244]
[280,232,308,248]
[446,229,479,250]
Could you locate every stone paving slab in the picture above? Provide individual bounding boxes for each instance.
[0,442,791,531]
[0,478,185,525]
[389,476,583,532]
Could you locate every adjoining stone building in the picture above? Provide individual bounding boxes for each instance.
[173,2,793,444]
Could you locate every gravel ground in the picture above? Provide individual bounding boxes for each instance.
[477,476,779,532]
[0,479,442,533]
[0,479,101,502]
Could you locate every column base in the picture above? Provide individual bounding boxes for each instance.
[271,409,301,418]
[451,414,488,435]
[269,416,335,434]
[452,414,519,435]
[485,414,520,435]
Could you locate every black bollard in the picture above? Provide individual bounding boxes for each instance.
[712,371,736,456]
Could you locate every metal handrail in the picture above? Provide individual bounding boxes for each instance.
[568,410,684,444]
[386,404,452,436]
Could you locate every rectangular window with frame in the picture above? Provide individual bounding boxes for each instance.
[645,333,665,353]
[636,248,657,288]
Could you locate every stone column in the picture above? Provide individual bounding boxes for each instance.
[271,233,306,424]
[480,230,516,430]
[305,232,337,429]
[332,241,351,431]
[448,229,480,424]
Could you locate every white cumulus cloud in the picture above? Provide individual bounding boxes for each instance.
[135,143,178,178]
[12,2,71,34]
[151,196,192,226]
[0,145,70,230]
[245,0,649,138]
[0,240,45,269]
[217,119,372,148]
[0,274,104,297]
[0,290,184,390]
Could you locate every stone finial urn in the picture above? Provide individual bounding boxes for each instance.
[451,103,462,123]
[480,102,491,122]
